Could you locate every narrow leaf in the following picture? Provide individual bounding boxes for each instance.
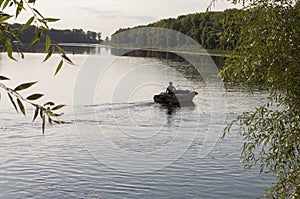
[53,120,66,124]
[33,8,44,18]
[45,18,60,22]
[45,35,51,51]
[14,81,37,91]
[15,0,24,19]
[54,60,63,75]
[43,47,54,62]
[44,101,55,106]
[0,15,12,23]
[26,93,44,100]
[62,55,73,64]
[17,98,25,116]
[0,0,4,8]
[48,116,53,125]
[2,0,10,10]
[42,115,45,134]
[21,16,34,31]
[32,106,39,122]
[5,39,16,61]
[0,75,10,80]
[51,104,65,111]
[29,35,40,47]
[7,93,18,113]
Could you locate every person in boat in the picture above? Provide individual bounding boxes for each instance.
[166,81,176,95]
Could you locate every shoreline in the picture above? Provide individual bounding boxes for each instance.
[100,44,230,57]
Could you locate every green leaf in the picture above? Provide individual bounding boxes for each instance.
[15,0,24,19]
[62,54,73,64]
[0,75,10,80]
[26,93,44,100]
[45,35,51,51]
[5,39,16,61]
[42,114,45,134]
[54,60,63,75]
[48,116,53,125]
[53,120,66,124]
[45,18,60,22]
[0,15,12,23]
[33,8,44,18]
[28,0,36,3]
[2,0,10,10]
[7,93,18,113]
[17,98,25,116]
[51,104,65,111]
[32,106,39,122]
[14,81,37,91]
[0,0,4,8]
[21,16,34,32]
[29,35,40,47]
[44,101,55,106]
[43,46,54,62]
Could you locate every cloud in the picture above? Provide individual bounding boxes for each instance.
[76,6,156,22]
[126,15,156,23]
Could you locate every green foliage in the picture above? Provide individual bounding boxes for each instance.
[220,0,300,198]
[0,0,68,133]
[111,9,242,51]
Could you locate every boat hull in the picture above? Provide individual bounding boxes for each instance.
[153,90,198,105]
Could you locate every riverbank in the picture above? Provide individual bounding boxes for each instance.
[101,44,230,57]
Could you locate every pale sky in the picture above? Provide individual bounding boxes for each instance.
[12,0,240,38]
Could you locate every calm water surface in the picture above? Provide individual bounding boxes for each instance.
[0,47,274,198]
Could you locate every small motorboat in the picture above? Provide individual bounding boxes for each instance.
[153,86,198,105]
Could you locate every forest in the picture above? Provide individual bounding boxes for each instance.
[11,24,102,44]
[111,9,242,52]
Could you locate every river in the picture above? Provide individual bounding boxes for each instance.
[0,46,274,198]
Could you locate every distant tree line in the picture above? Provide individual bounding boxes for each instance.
[11,24,103,44]
[111,9,242,51]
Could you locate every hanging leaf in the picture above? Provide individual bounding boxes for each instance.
[42,114,45,134]
[26,93,44,100]
[48,116,53,125]
[43,46,54,62]
[21,16,34,31]
[7,93,18,113]
[29,34,40,47]
[62,55,73,64]
[32,106,39,122]
[17,98,25,116]
[0,75,10,80]
[45,18,60,23]
[14,81,37,91]
[5,39,16,61]
[54,60,63,75]
[2,0,10,10]
[15,0,24,19]
[45,35,51,51]
[53,120,66,124]
[51,104,65,111]
[44,101,55,106]
[33,8,44,19]
[0,15,12,23]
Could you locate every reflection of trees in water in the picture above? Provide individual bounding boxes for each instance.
[13,44,97,55]
[111,48,225,83]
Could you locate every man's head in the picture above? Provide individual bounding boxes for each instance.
[169,81,173,86]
